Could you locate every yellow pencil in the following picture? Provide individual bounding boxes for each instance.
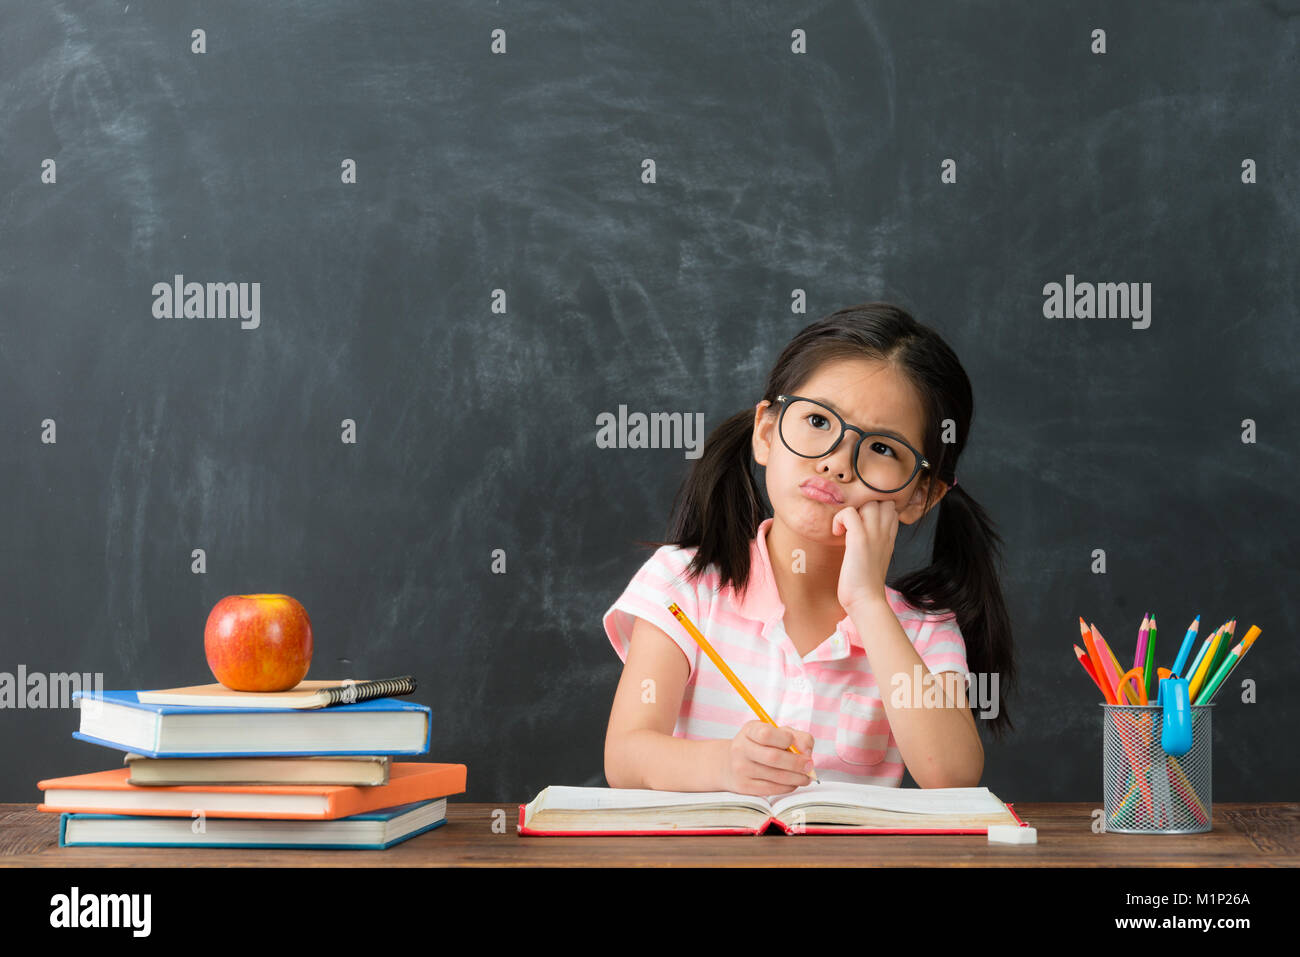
[667,602,820,784]
[1187,631,1223,703]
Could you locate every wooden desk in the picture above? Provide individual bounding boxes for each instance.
[3,802,1297,866]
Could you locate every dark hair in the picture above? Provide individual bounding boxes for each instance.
[639,302,1016,738]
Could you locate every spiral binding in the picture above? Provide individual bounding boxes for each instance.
[320,675,417,706]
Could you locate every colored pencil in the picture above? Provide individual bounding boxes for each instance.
[1093,625,1137,704]
[1195,626,1260,705]
[1170,615,1201,678]
[1203,619,1236,691]
[1074,645,1109,698]
[1187,631,1224,703]
[1080,618,1118,704]
[1134,614,1151,675]
[1143,614,1159,701]
[1182,623,1223,692]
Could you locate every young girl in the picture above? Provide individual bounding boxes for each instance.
[602,302,1015,796]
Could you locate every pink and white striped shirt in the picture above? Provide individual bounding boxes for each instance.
[602,517,969,788]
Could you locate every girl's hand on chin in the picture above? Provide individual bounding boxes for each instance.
[831,500,899,612]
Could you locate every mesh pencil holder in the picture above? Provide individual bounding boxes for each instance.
[1102,701,1213,834]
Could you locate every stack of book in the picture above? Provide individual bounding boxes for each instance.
[37,678,467,849]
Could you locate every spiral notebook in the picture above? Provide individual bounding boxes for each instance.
[135,677,416,710]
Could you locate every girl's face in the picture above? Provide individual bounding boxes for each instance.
[752,357,945,542]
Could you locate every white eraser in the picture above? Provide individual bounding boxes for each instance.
[987,825,1037,844]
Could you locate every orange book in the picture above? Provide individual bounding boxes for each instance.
[37,762,465,820]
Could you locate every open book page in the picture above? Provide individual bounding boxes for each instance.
[530,785,772,816]
[520,784,1016,832]
[768,781,1007,819]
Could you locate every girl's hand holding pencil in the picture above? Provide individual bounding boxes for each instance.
[667,602,822,790]
[721,721,818,797]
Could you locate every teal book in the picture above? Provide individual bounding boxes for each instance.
[58,798,447,849]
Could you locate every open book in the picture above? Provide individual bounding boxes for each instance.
[518,781,1024,835]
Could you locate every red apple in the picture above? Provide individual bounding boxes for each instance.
[204,594,313,692]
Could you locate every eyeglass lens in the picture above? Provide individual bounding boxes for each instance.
[780,398,917,492]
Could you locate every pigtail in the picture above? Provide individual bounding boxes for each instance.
[636,410,768,597]
[891,483,1017,738]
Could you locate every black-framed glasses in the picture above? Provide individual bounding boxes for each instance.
[774,394,931,494]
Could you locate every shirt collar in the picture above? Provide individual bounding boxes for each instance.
[731,517,864,650]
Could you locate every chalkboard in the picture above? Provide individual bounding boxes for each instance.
[1,1,1296,808]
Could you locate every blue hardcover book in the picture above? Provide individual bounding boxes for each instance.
[71,690,432,757]
[58,798,447,849]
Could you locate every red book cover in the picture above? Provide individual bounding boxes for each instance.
[516,804,769,836]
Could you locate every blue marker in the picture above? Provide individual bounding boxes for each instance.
[1160,677,1192,757]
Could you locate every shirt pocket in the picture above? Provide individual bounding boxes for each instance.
[834,691,889,766]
